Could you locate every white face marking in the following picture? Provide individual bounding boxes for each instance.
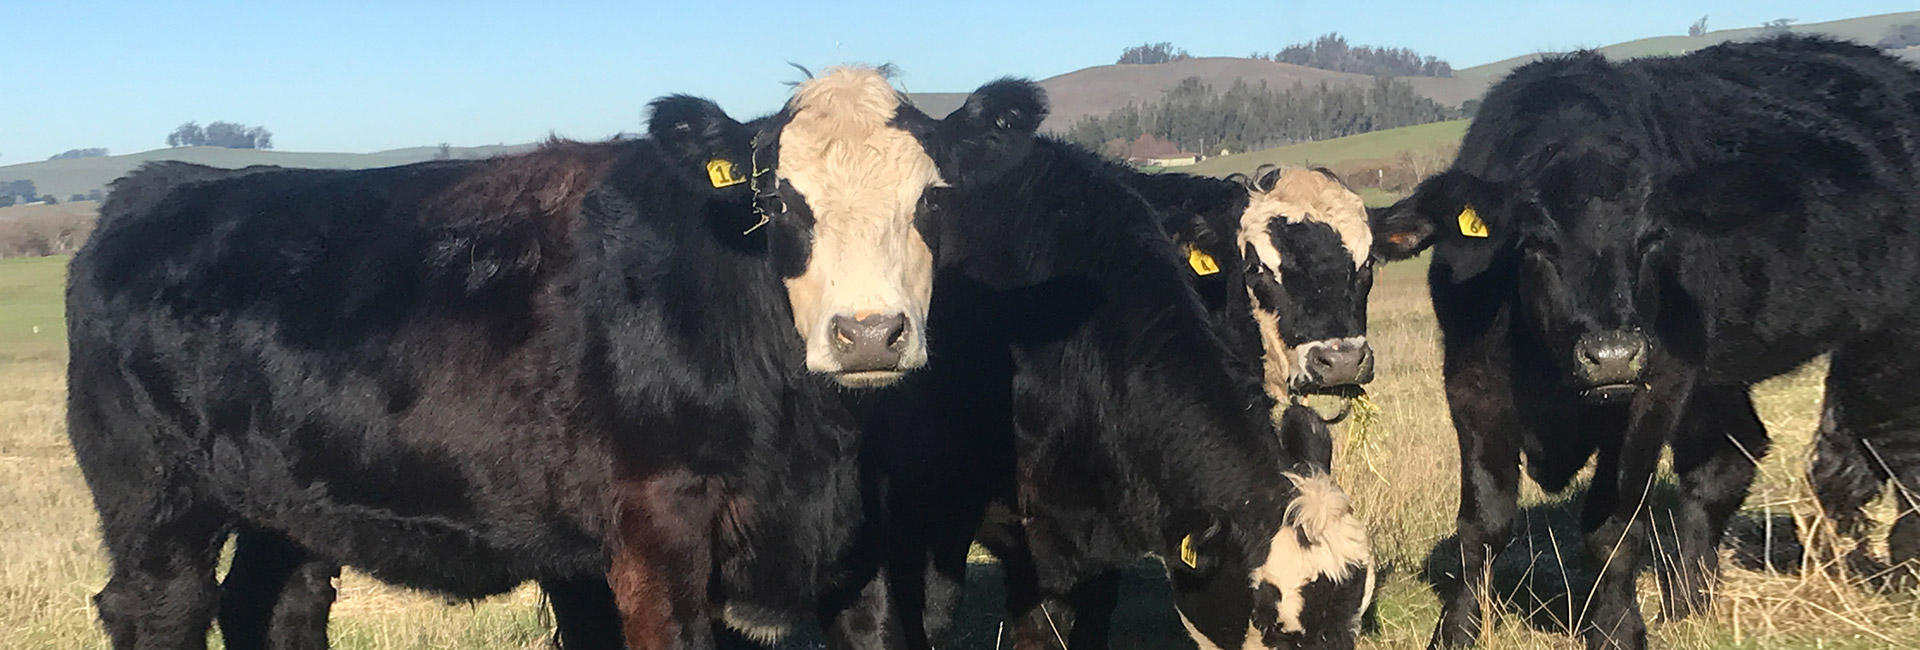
[1257,472,1373,635]
[773,66,941,386]
[1236,168,1372,405]
[1176,612,1265,650]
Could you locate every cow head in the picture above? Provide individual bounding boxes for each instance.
[1222,166,1376,401]
[1371,149,1657,403]
[754,67,1045,388]
[1167,407,1375,650]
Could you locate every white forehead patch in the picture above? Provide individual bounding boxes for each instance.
[1236,168,1373,272]
[1258,472,1373,634]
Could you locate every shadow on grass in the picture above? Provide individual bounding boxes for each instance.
[1416,482,1806,640]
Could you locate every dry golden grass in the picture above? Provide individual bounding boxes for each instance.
[2,255,1915,649]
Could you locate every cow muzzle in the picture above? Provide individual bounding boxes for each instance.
[826,311,915,387]
[1292,337,1375,394]
[1573,330,1647,403]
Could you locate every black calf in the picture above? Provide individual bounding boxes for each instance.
[1371,35,1920,650]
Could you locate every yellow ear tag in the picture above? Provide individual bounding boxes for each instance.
[706,158,746,188]
[1185,244,1221,276]
[1179,534,1198,568]
[1457,206,1489,238]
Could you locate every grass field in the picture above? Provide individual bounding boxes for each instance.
[2,254,1915,649]
[1184,121,1469,179]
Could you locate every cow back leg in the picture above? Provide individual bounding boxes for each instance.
[1429,363,1523,649]
[1655,386,1768,619]
[541,577,625,650]
[1814,337,1920,591]
[218,528,337,650]
[89,491,227,650]
[1062,570,1118,650]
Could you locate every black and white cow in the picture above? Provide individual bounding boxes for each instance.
[973,164,1385,650]
[1369,35,1920,650]
[752,67,1377,650]
[64,86,1014,650]
[1128,164,1378,408]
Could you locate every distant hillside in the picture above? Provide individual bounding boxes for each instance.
[908,57,1480,131]
[1451,11,1920,98]
[908,11,1920,135]
[1184,120,1468,178]
[0,144,533,201]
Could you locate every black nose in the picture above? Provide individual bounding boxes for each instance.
[1303,340,1375,389]
[1574,330,1647,389]
[829,312,909,372]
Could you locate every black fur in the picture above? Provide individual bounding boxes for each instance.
[815,78,1366,650]
[1371,35,1920,650]
[65,97,894,650]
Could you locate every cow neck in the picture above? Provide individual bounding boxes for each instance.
[964,140,1294,553]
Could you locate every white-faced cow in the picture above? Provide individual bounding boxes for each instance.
[64,88,976,650]
[1369,36,1920,650]
[753,67,1377,650]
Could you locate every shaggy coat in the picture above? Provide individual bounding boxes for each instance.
[65,97,895,650]
[765,72,1377,650]
[1370,35,1920,650]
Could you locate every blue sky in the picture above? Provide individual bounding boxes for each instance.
[3,1,1914,162]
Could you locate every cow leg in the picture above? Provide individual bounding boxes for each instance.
[1429,365,1523,649]
[607,472,721,650]
[1578,374,1692,650]
[823,568,904,650]
[1656,386,1767,619]
[1062,570,1118,650]
[218,528,338,650]
[1813,338,1920,591]
[91,499,227,650]
[542,577,625,650]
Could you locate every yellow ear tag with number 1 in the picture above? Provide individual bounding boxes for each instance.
[1457,205,1489,238]
[1179,534,1198,568]
[1185,244,1221,276]
[706,158,746,188]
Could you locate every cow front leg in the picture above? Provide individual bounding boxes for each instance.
[1657,386,1767,620]
[608,471,722,650]
[1430,366,1523,649]
[1579,374,1692,650]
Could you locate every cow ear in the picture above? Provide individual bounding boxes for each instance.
[934,78,1047,183]
[1167,509,1231,574]
[1278,404,1335,473]
[1374,170,1509,282]
[646,95,751,191]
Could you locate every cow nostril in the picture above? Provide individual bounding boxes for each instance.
[884,319,908,350]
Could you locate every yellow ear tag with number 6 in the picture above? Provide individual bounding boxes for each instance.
[1457,205,1489,238]
[706,159,746,188]
[1179,534,1199,568]
[1185,244,1221,276]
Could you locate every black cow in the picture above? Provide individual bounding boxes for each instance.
[752,67,1378,650]
[64,88,1031,650]
[1369,36,1920,650]
[976,164,1384,650]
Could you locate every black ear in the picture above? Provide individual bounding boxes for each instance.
[1278,404,1335,473]
[934,78,1047,183]
[646,95,751,191]
[1373,170,1509,282]
[1167,509,1231,574]
[950,78,1047,132]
